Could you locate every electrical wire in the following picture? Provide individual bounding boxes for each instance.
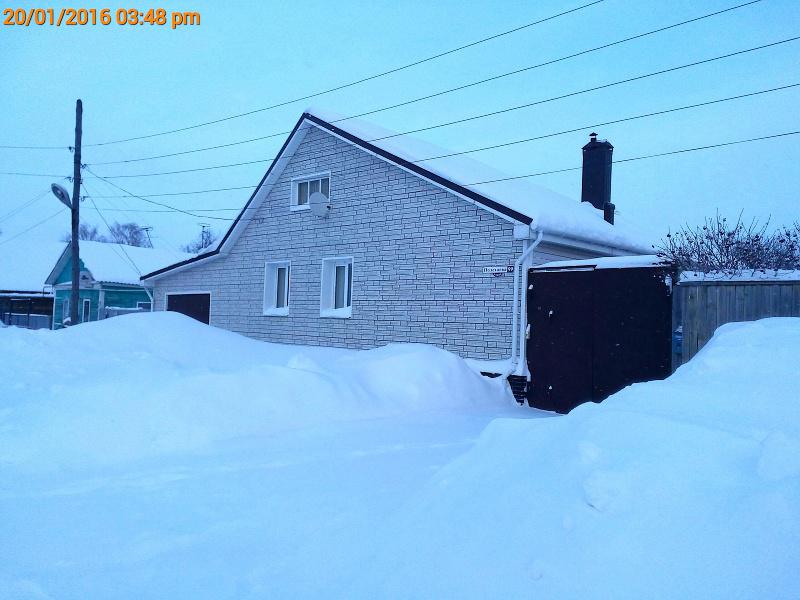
[0,171,70,178]
[0,0,767,154]
[82,0,609,147]
[86,185,256,198]
[414,83,799,163]
[0,207,67,246]
[81,181,146,276]
[82,177,185,256]
[83,166,244,221]
[465,130,800,186]
[0,187,55,224]
[88,35,798,167]
[90,207,241,213]
[88,82,799,178]
[89,129,800,222]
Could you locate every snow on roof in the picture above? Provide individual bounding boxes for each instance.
[533,254,670,271]
[305,108,652,252]
[0,238,65,293]
[52,241,194,286]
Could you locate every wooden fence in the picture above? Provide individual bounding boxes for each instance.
[673,278,800,366]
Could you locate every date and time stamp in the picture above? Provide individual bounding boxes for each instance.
[3,7,200,29]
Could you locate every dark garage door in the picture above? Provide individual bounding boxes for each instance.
[166,293,210,324]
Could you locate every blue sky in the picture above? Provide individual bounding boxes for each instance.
[1,0,798,254]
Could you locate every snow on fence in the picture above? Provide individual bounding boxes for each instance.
[673,274,800,366]
[0,312,51,330]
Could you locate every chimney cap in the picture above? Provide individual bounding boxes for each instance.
[589,132,598,141]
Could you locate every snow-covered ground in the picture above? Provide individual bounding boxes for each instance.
[1,314,798,599]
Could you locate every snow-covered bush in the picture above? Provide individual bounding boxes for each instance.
[656,215,800,275]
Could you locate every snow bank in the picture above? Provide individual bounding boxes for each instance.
[353,318,800,599]
[0,312,511,471]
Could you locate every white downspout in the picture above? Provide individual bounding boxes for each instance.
[503,229,543,378]
[143,285,154,310]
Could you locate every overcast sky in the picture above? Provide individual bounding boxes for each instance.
[1,0,798,255]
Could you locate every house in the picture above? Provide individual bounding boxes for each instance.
[0,239,64,329]
[46,241,192,328]
[141,109,649,390]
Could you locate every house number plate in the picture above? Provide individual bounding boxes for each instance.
[483,266,514,276]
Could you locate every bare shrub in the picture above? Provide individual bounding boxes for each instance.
[656,214,800,275]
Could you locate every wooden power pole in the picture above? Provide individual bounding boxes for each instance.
[70,99,82,325]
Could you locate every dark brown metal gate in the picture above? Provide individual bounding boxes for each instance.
[526,261,675,413]
[166,293,211,324]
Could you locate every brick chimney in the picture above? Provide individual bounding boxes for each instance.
[581,132,615,224]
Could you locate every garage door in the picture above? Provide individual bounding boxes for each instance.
[166,293,210,324]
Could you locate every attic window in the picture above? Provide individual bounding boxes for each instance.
[291,173,329,211]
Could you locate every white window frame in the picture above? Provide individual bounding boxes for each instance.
[81,298,91,323]
[320,256,353,319]
[62,298,69,324]
[290,172,330,212]
[136,301,152,311]
[263,260,291,316]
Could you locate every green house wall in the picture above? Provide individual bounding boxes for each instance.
[52,286,151,329]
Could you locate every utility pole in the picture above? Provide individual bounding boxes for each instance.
[70,99,82,325]
[141,226,153,248]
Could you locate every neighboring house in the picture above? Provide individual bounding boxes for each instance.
[0,239,64,329]
[46,241,192,329]
[141,109,649,383]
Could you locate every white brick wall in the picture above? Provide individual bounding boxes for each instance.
[153,125,594,359]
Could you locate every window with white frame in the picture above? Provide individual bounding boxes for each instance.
[62,298,69,324]
[137,301,152,311]
[81,298,91,323]
[320,257,353,318]
[263,260,291,315]
[291,173,330,210]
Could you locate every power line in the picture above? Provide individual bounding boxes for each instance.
[86,185,256,198]
[465,130,800,186]
[371,39,800,143]
[0,171,70,178]
[414,83,799,163]
[91,207,241,213]
[92,129,800,222]
[89,82,799,178]
[82,177,185,256]
[82,182,144,276]
[1,131,794,242]
[0,143,68,151]
[0,207,67,246]
[0,187,54,224]
[82,0,608,147]
[83,166,243,221]
[88,34,797,167]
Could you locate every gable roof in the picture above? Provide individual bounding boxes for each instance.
[46,241,193,286]
[0,239,65,295]
[142,110,650,280]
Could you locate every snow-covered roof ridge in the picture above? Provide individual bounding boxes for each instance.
[304,107,651,253]
[0,239,65,294]
[47,241,194,286]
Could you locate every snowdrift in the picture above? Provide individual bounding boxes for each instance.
[353,318,800,599]
[0,312,511,470]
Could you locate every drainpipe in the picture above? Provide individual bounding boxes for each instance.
[142,284,155,310]
[503,228,543,378]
